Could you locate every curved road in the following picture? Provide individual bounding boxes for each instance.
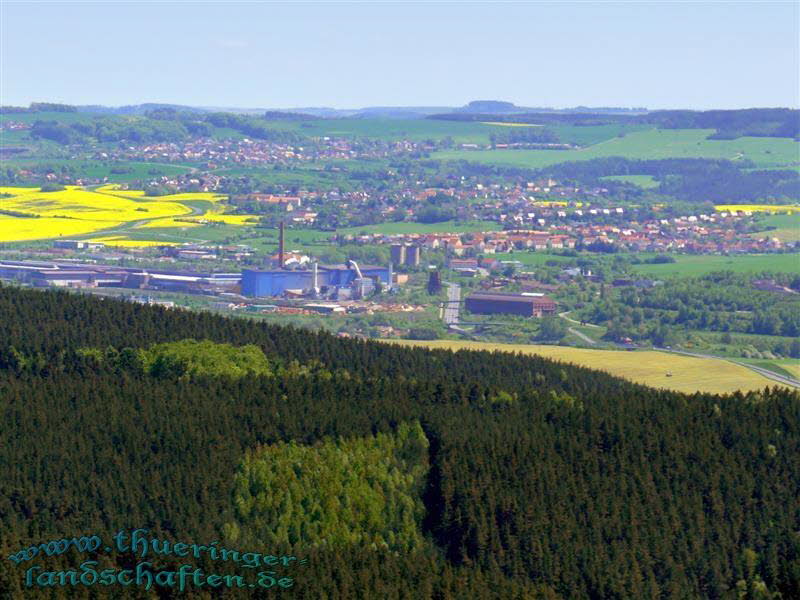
[655,347,800,389]
[561,311,798,389]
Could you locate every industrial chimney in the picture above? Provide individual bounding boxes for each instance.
[278,221,285,269]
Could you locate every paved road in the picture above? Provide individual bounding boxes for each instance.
[560,313,799,389]
[443,282,461,326]
[559,311,602,329]
[568,327,598,345]
[655,347,800,389]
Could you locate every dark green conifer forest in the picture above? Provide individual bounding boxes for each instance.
[0,284,797,598]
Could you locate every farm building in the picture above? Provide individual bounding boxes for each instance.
[465,292,557,317]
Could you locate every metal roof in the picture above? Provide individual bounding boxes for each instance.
[466,292,554,304]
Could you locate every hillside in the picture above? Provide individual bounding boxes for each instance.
[387,339,777,394]
[0,284,798,598]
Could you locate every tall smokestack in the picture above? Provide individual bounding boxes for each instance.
[278,221,285,269]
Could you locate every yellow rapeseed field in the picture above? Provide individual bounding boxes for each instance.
[95,185,226,204]
[86,236,179,247]
[533,201,569,207]
[94,185,147,198]
[0,186,231,243]
[0,186,194,241]
[386,339,777,395]
[184,215,261,226]
[715,204,800,214]
[0,215,116,241]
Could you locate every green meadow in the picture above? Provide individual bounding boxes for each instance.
[432,129,800,169]
[2,158,195,182]
[338,220,501,235]
[631,253,800,277]
[600,174,660,188]
[263,119,650,146]
[749,213,800,242]
[263,118,519,144]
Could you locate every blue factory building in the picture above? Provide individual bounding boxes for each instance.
[242,264,391,298]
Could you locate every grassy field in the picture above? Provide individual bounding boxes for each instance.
[264,118,519,144]
[549,123,652,146]
[739,358,800,380]
[631,253,800,276]
[338,220,501,235]
[210,160,397,191]
[600,174,660,188]
[387,339,777,394]
[260,118,650,146]
[84,235,181,247]
[502,251,575,267]
[2,112,649,148]
[1,158,195,183]
[749,213,800,242]
[0,111,99,125]
[432,128,800,169]
[86,223,248,245]
[780,361,800,379]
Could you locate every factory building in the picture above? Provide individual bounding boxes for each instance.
[464,292,557,317]
[0,260,240,294]
[53,240,105,251]
[241,263,391,298]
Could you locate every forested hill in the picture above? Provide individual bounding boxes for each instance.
[0,284,798,598]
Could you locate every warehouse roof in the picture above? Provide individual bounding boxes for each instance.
[466,292,555,304]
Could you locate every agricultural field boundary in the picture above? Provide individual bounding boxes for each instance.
[385,338,779,394]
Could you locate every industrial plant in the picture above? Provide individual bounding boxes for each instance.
[0,224,395,303]
[241,223,392,299]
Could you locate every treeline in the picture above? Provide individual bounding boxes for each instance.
[0,102,78,114]
[205,112,306,144]
[30,117,191,145]
[430,112,631,126]
[0,284,798,598]
[27,111,308,146]
[430,108,800,139]
[585,271,800,343]
[539,157,800,204]
[490,128,560,145]
[421,155,797,206]
[262,110,317,121]
[645,108,800,139]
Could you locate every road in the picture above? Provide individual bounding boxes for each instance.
[442,302,797,389]
[559,311,602,329]
[85,187,213,243]
[443,282,461,326]
[655,347,800,389]
[568,327,598,345]
[561,311,798,388]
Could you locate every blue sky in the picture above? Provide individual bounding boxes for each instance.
[1,1,798,109]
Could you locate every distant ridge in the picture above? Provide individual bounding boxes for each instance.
[43,101,648,119]
[77,103,210,115]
